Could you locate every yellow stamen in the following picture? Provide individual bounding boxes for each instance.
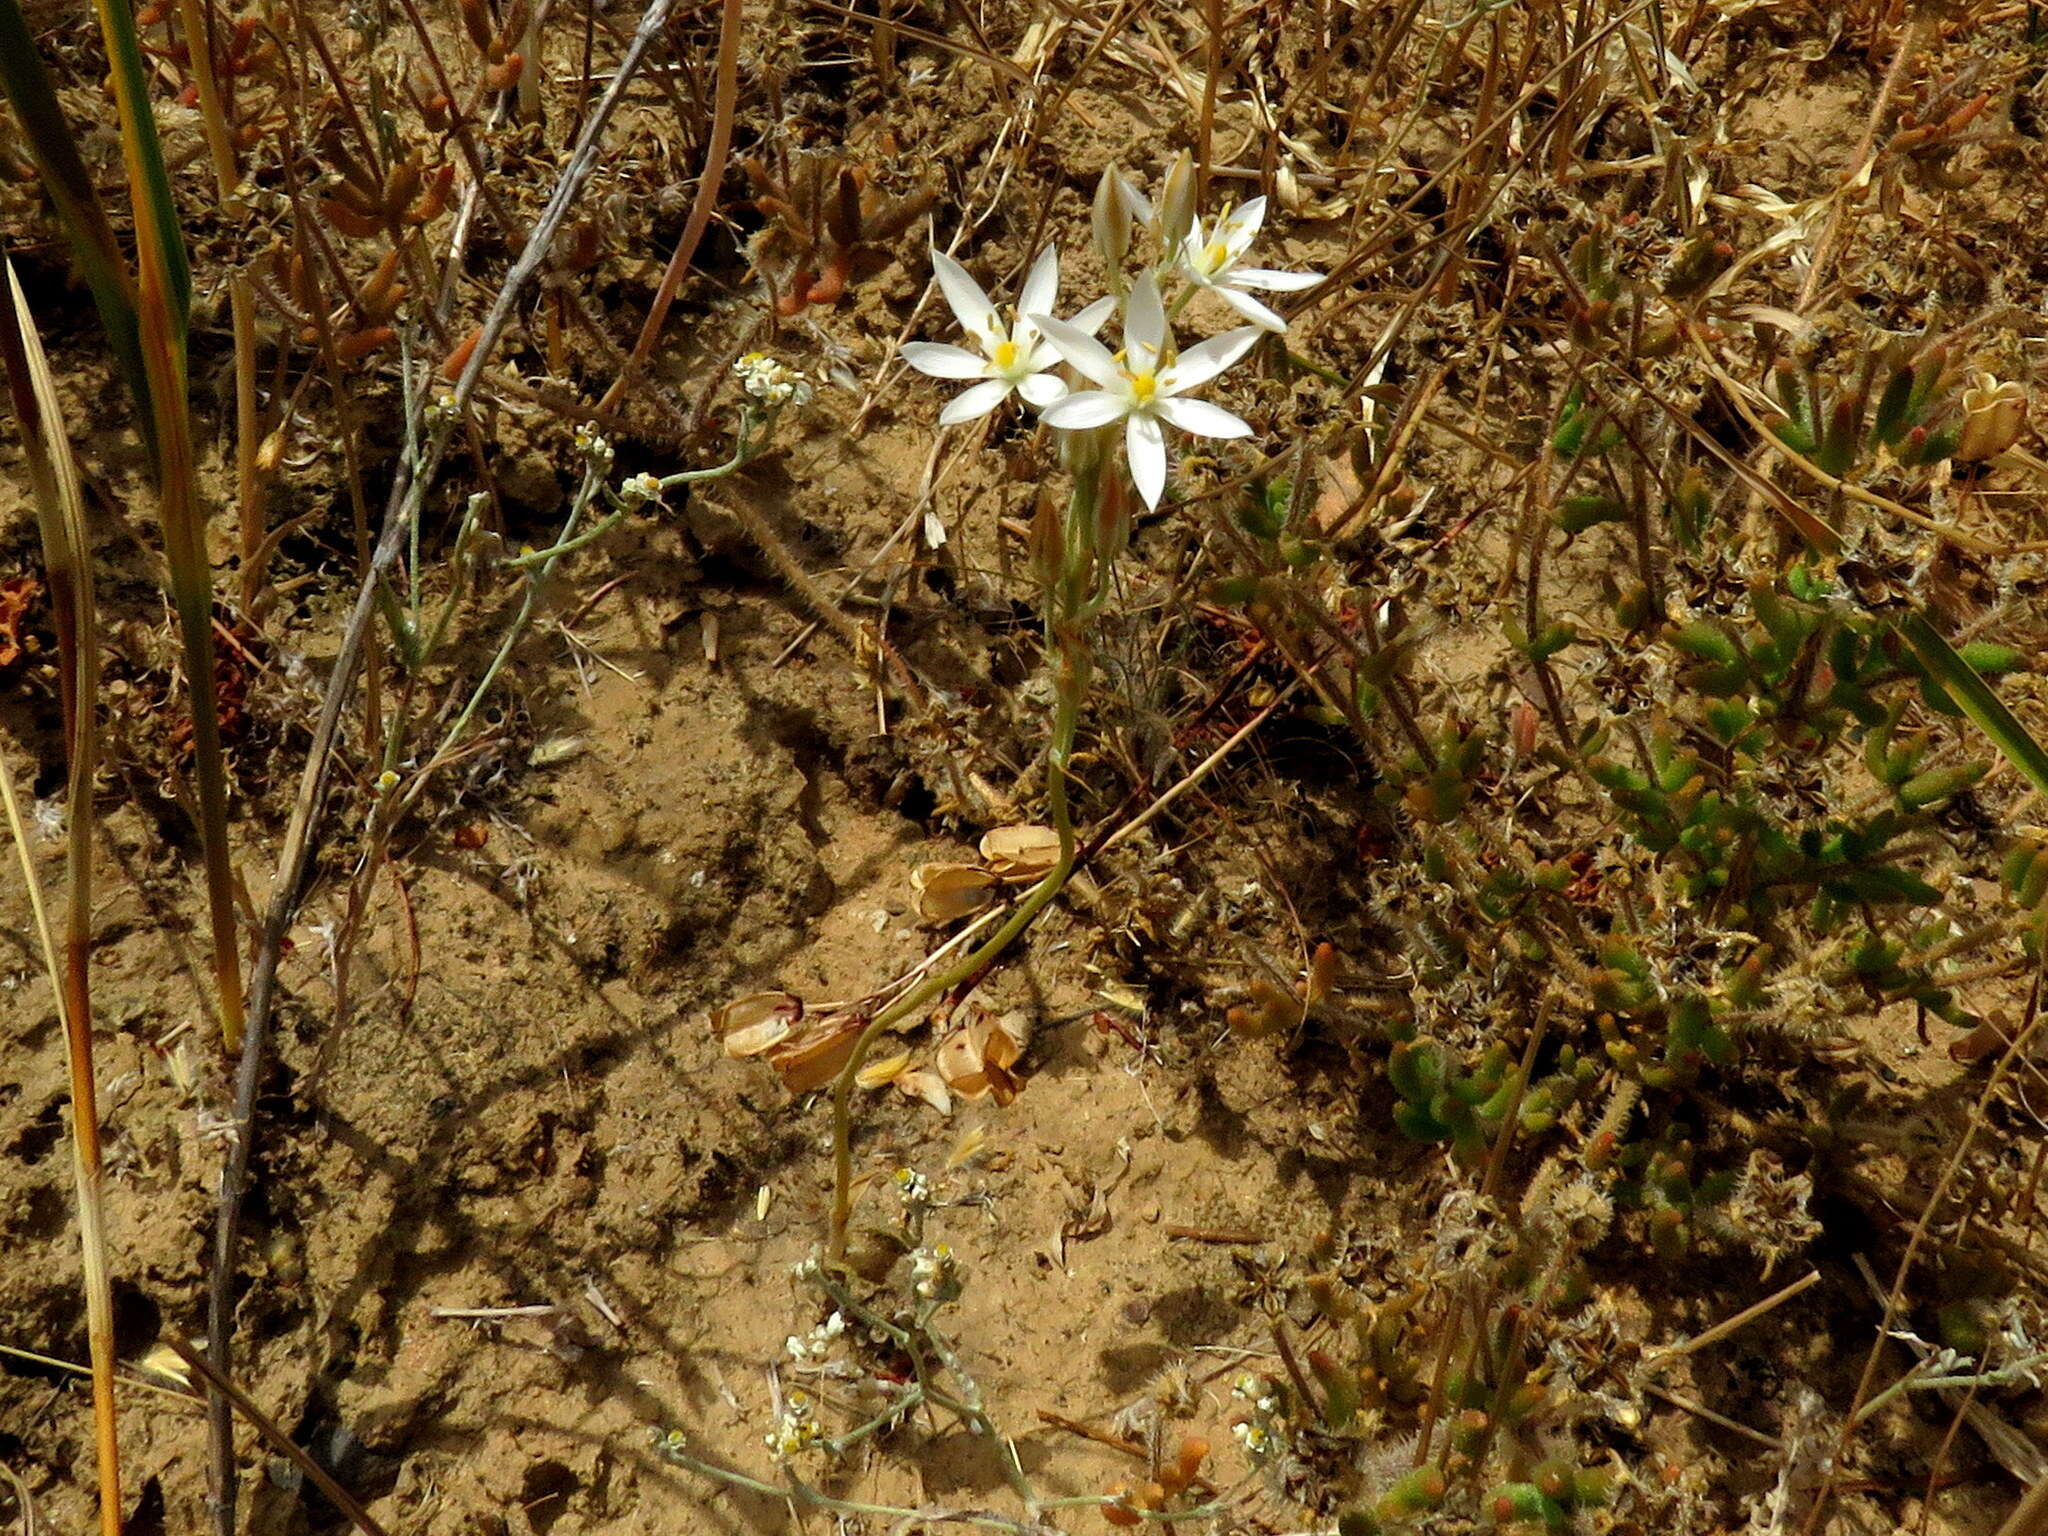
[1129,371,1158,405]
[992,338,1020,372]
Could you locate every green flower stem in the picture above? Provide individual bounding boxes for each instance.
[827,677,1081,1259]
[500,429,763,574]
[823,1387,923,1455]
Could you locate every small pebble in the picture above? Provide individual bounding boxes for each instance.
[1122,1297,1152,1326]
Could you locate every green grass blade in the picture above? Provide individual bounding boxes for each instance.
[89,0,190,327]
[87,0,244,1051]
[1896,610,2048,800]
[0,0,153,456]
[0,254,122,1536]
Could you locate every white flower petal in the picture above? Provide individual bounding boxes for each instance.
[1071,295,1117,335]
[1126,413,1168,509]
[930,249,1002,344]
[1215,286,1288,332]
[1031,313,1125,390]
[1167,326,1263,391]
[938,378,1014,424]
[1223,196,1269,247]
[1019,247,1060,324]
[1016,372,1067,407]
[1156,396,1252,438]
[1041,390,1128,429]
[1231,266,1322,292]
[901,341,993,380]
[1123,273,1169,367]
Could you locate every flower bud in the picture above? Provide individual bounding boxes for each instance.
[1156,152,1197,253]
[1027,492,1065,592]
[1091,167,1142,292]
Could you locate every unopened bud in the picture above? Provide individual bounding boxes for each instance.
[1091,167,1140,292]
[1157,152,1197,252]
[1027,492,1064,591]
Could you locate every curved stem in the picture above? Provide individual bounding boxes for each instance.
[828,654,1082,1260]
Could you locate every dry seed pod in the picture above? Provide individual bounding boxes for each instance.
[936,1026,989,1098]
[407,163,457,226]
[440,324,483,381]
[715,990,803,1058]
[481,52,523,93]
[1305,941,1339,1007]
[911,862,997,923]
[897,1068,953,1114]
[458,0,495,54]
[382,153,422,220]
[856,1050,913,1089]
[355,248,403,315]
[936,1011,1028,1104]
[764,1017,864,1093]
[986,1010,1030,1069]
[979,824,1060,881]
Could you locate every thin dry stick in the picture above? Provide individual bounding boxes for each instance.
[203,7,677,1527]
[1643,1385,1782,1451]
[1,1461,40,1536]
[1638,1269,1822,1370]
[596,0,739,419]
[1095,681,1300,858]
[167,1338,393,1536]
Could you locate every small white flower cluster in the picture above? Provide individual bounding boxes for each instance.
[894,1166,932,1205]
[785,1310,849,1366]
[765,1389,822,1459]
[617,470,663,508]
[900,155,1321,509]
[908,1243,955,1300]
[736,351,814,408]
[573,424,614,469]
[1230,1374,1282,1458]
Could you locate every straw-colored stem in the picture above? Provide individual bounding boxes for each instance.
[54,558,115,1536]
[0,256,121,1536]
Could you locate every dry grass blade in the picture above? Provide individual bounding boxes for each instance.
[1,1460,40,1536]
[0,256,120,1536]
[597,0,740,416]
[86,0,245,1054]
[1997,1476,2048,1536]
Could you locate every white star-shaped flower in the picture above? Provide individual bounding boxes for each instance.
[1179,196,1321,332]
[1031,273,1261,510]
[900,247,1114,426]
